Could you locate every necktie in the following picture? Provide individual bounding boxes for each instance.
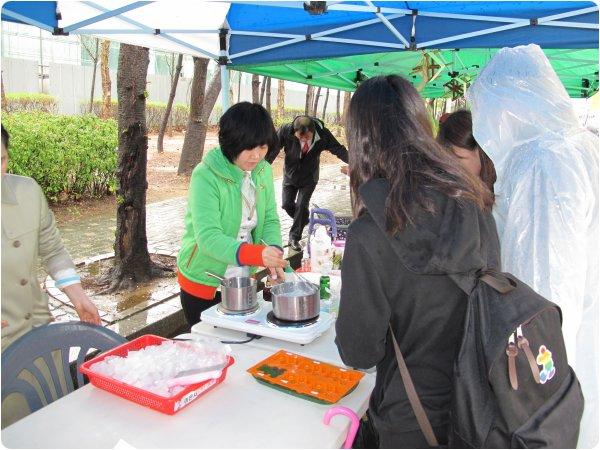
[302,142,309,155]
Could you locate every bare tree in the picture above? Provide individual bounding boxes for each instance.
[277,79,285,120]
[312,86,321,117]
[342,91,351,124]
[178,61,222,175]
[100,40,112,119]
[321,88,329,121]
[104,43,168,291]
[335,90,341,124]
[259,75,268,105]
[265,77,272,114]
[237,71,242,103]
[80,36,100,114]
[157,53,183,153]
[252,74,260,103]
[305,85,314,116]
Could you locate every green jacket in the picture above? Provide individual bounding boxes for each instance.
[177,148,282,287]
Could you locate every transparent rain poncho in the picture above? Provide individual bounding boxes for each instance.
[467,44,598,448]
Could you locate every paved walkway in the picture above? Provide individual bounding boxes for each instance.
[58,164,351,261]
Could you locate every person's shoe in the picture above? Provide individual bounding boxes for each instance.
[288,239,302,252]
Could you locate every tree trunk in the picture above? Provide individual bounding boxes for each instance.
[157,53,183,153]
[178,61,221,175]
[237,71,242,103]
[108,43,163,291]
[265,77,271,114]
[100,40,112,119]
[259,76,267,105]
[342,91,351,125]
[251,74,260,103]
[1,74,7,112]
[335,90,341,124]
[305,85,314,116]
[277,79,285,120]
[322,88,329,121]
[312,86,321,117]
[88,38,99,114]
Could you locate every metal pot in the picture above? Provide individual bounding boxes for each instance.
[206,272,257,313]
[270,281,320,321]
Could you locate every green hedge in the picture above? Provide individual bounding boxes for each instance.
[5,93,58,114]
[83,99,189,132]
[3,112,118,202]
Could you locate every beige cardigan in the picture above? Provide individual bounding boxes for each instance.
[1,174,79,351]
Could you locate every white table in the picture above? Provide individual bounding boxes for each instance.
[188,323,345,366]
[2,344,375,449]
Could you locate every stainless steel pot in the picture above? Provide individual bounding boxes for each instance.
[206,272,257,313]
[270,281,320,321]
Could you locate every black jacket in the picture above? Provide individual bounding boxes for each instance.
[266,117,348,186]
[335,179,500,438]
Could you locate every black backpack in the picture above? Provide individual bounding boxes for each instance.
[393,270,584,448]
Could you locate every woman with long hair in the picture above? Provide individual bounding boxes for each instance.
[335,75,499,448]
[437,109,497,194]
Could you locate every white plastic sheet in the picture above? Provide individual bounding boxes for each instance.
[467,44,599,448]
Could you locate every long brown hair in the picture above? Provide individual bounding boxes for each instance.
[346,75,494,235]
[437,109,497,194]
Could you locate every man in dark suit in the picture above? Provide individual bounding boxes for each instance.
[266,116,348,252]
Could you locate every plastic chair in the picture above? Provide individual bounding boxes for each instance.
[1,321,126,415]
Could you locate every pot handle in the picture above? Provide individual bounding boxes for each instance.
[205,271,225,282]
[323,406,360,449]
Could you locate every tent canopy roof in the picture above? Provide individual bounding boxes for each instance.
[231,48,599,98]
[2,1,598,97]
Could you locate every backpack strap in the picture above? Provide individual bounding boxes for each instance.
[479,270,516,294]
[389,324,440,448]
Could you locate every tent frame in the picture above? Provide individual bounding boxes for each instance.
[3,0,597,109]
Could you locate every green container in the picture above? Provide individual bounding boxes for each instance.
[319,276,331,300]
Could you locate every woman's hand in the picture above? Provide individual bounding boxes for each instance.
[268,267,286,282]
[262,246,288,281]
[63,283,102,325]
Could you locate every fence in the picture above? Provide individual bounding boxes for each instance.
[2,57,343,122]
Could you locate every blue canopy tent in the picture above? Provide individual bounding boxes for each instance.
[2,1,598,106]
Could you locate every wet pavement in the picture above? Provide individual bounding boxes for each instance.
[48,164,351,338]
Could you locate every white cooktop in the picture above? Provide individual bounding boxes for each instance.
[198,300,334,345]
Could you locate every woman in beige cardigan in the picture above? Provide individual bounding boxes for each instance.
[1,124,101,353]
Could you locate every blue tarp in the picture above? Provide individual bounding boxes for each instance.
[226,1,598,64]
[1,1,597,66]
[1,1,57,29]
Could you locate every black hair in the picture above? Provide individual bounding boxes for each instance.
[1,124,8,149]
[346,75,493,234]
[437,110,497,195]
[218,102,276,164]
[292,116,315,136]
[437,110,478,150]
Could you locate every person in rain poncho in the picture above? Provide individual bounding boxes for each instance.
[467,44,598,448]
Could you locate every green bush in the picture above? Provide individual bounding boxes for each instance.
[82,100,189,132]
[5,93,58,114]
[3,112,118,202]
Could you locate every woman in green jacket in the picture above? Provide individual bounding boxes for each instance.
[177,102,287,326]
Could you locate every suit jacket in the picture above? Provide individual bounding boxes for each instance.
[266,117,348,186]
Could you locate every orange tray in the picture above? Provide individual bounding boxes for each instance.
[247,350,364,404]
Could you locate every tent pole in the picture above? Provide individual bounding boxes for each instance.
[220,28,230,112]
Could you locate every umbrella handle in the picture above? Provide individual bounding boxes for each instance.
[323,406,360,449]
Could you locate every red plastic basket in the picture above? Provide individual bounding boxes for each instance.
[79,334,234,415]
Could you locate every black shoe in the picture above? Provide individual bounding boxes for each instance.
[288,239,302,252]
